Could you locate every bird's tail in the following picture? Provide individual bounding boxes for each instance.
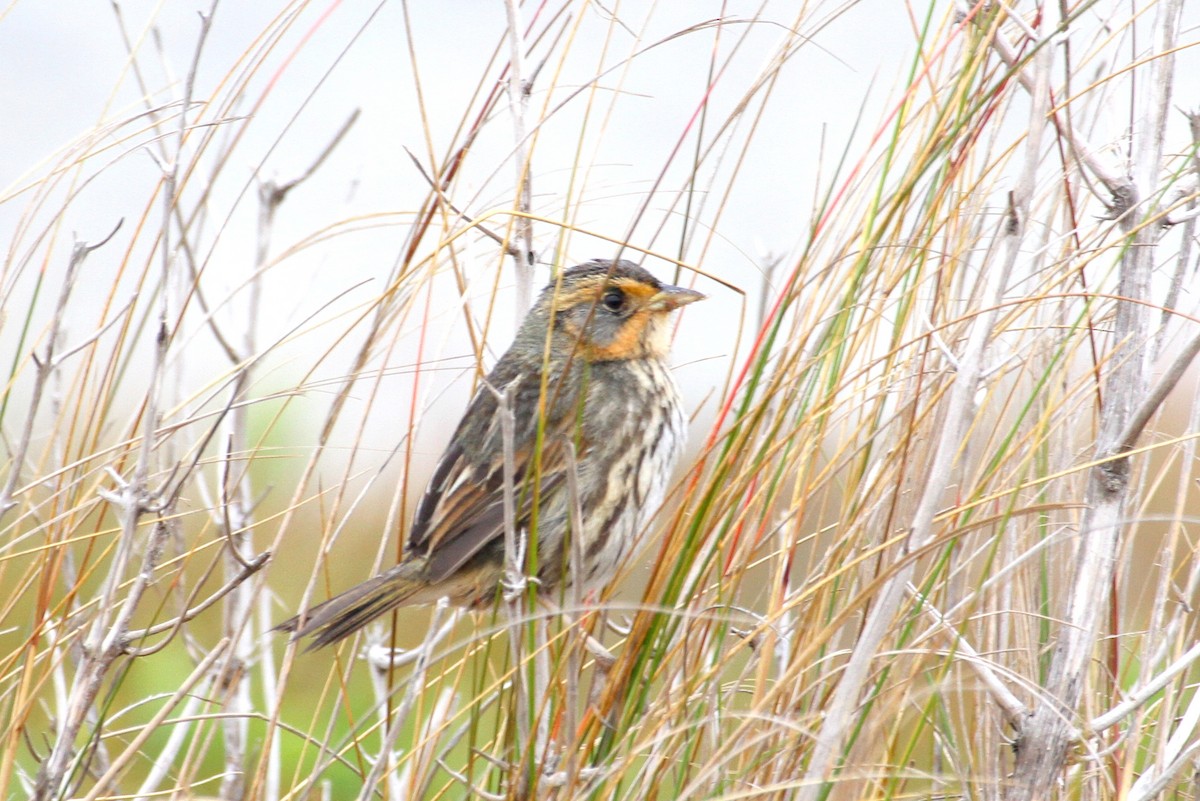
[276,561,430,650]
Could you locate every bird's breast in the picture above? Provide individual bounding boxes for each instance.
[565,358,686,589]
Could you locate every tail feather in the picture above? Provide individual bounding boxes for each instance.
[276,562,428,650]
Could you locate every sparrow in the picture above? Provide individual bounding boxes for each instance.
[279,259,704,648]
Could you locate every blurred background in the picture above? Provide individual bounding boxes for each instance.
[5,1,1200,799]
[0,0,914,564]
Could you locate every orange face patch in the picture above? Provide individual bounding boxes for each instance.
[577,312,654,361]
[549,275,665,361]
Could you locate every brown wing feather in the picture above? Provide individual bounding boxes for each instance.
[411,442,576,582]
[404,341,595,584]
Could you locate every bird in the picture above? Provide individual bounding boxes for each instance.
[277,259,704,649]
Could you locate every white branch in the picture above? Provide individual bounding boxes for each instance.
[1091,639,1200,733]
[798,22,1048,797]
[503,0,535,312]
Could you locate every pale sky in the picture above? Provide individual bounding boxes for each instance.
[4,1,1195,481]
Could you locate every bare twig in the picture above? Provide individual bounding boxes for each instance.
[503,0,535,312]
[260,110,360,215]
[489,376,536,795]
[985,3,1133,202]
[1091,638,1200,733]
[401,145,521,256]
[33,156,178,801]
[210,96,359,801]
[1157,109,1200,346]
[364,612,458,671]
[1114,322,1200,455]
[122,551,269,647]
[1128,740,1200,801]
[907,585,1028,728]
[435,758,506,801]
[78,640,231,801]
[800,31,1048,796]
[33,6,222,796]
[0,221,122,520]
[1007,2,1185,798]
[358,599,452,801]
[486,378,525,601]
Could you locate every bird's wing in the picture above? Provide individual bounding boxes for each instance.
[406,366,583,583]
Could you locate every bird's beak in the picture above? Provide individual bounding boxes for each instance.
[647,284,706,311]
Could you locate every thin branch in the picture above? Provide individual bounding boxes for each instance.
[260,109,360,213]
[358,600,452,801]
[985,2,1132,199]
[364,611,458,671]
[1128,741,1200,801]
[79,639,231,801]
[503,0,535,311]
[907,585,1028,728]
[435,758,506,801]
[488,375,533,793]
[1091,638,1200,732]
[799,35,1047,795]
[121,551,269,648]
[1007,2,1185,798]
[1114,320,1200,454]
[0,221,122,519]
[401,145,520,256]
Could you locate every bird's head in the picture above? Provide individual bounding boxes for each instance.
[532,259,705,361]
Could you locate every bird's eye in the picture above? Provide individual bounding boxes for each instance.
[601,289,625,312]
